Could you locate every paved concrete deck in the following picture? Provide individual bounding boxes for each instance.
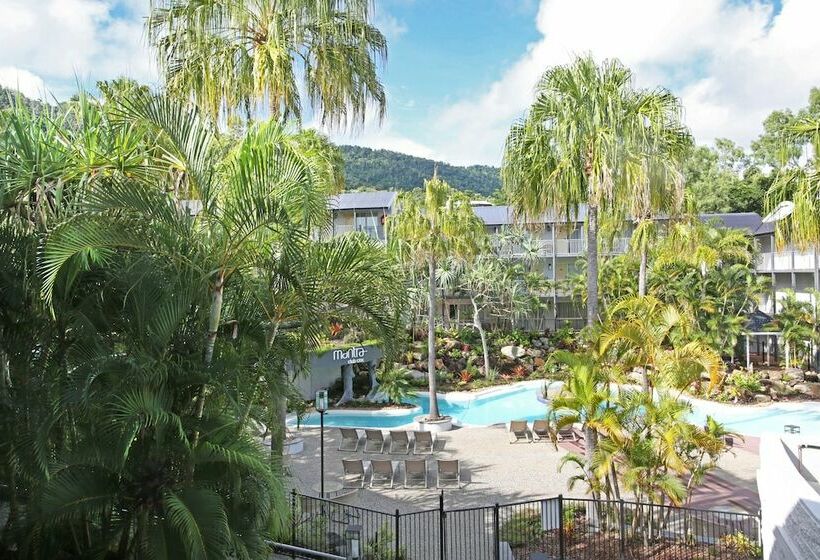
[283,424,761,514]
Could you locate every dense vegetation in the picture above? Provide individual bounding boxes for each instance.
[339,144,502,196]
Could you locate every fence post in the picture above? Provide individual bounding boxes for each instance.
[290,489,297,559]
[493,503,500,560]
[618,499,626,559]
[394,508,400,559]
[439,490,446,560]
[558,494,565,560]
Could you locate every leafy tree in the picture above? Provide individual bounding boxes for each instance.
[767,290,816,368]
[0,93,405,558]
[148,0,387,126]
[388,175,486,420]
[503,55,688,328]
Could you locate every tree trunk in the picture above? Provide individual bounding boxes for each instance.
[193,270,225,448]
[586,204,599,327]
[427,258,441,420]
[638,243,648,297]
[472,297,492,379]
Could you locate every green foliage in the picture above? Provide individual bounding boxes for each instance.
[727,371,763,401]
[498,509,543,547]
[363,523,408,560]
[0,92,406,559]
[340,145,501,196]
[377,367,414,405]
[720,531,763,558]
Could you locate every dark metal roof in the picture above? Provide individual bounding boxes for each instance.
[698,213,763,234]
[746,309,774,332]
[330,191,397,211]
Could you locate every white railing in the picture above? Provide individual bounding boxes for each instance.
[554,238,586,254]
[756,251,816,272]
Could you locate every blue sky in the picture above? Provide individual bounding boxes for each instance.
[0,0,817,166]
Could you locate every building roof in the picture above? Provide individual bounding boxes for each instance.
[330,191,397,211]
[699,213,763,235]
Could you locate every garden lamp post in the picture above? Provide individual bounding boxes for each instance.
[315,390,329,497]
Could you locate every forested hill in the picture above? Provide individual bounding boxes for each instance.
[339,145,501,196]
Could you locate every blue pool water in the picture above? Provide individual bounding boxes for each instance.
[294,384,820,436]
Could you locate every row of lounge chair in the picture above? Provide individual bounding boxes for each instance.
[342,458,461,489]
[338,428,435,455]
[508,420,582,444]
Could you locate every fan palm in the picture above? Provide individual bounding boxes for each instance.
[387,175,486,420]
[148,0,387,126]
[503,55,688,327]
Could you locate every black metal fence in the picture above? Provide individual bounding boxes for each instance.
[279,491,762,560]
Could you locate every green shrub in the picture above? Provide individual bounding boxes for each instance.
[377,367,413,404]
[363,523,408,559]
[727,371,762,400]
[499,509,542,547]
[720,532,762,558]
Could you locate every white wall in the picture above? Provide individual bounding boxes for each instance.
[757,434,820,560]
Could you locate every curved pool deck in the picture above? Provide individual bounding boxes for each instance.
[290,379,820,436]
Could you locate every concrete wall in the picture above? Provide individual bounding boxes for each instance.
[293,344,383,399]
[757,434,820,560]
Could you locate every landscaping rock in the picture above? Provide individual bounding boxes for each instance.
[785,368,806,382]
[753,394,773,404]
[411,352,423,362]
[500,345,526,359]
[526,348,545,358]
[435,358,445,370]
[769,380,794,397]
[533,357,546,368]
[805,372,820,383]
[407,369,426,380]
[794,382,820,398]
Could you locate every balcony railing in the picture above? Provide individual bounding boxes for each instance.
[331,223,386,241]
[757,251,817,272]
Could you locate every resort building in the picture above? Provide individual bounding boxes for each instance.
[330,191,820,329]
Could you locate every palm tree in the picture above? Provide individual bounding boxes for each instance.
[548,350,622,487]
[148,0,387,126]
[503,55,688,327]
[600,296,723,394]
[388,175,486,420]
[1,93,405,557]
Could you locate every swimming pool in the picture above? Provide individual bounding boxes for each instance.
[292,381,820,436]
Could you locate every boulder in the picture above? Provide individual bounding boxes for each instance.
[628,371,645,385]
[794,382,820,399]
[784,368,806,382]
[769,380,794,397]
[526,348,545,358]
[407,369,427,380]
[753,394,773,404]
[441,338,459,351]
[435,358,445,370]
[533,357,546,368]
[501,345,526,359]
[805,372,820,383]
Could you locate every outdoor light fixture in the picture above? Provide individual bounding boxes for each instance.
[344,525,362,560]
[315,390,329,497]
[315,390,329,412]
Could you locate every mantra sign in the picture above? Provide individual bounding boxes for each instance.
[331,346,369,364]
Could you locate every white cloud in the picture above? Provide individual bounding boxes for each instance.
[0,0,155,99]
[432,0,820,165]
[374,10,408,41]
[0,66,46,99]
[314,113,436,160]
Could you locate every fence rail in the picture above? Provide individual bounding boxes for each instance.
[278,491,762,560]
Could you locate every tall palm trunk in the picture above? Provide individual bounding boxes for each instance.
[586,204,599,327]
[193,270,225,447]
[638,244,648,296]
[427,257,441,419]
[471,297,492,378]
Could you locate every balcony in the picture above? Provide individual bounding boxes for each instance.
[757,251,817,272]
[332,224,386,242]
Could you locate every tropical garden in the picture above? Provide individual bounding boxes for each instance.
[1,0,820,557]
